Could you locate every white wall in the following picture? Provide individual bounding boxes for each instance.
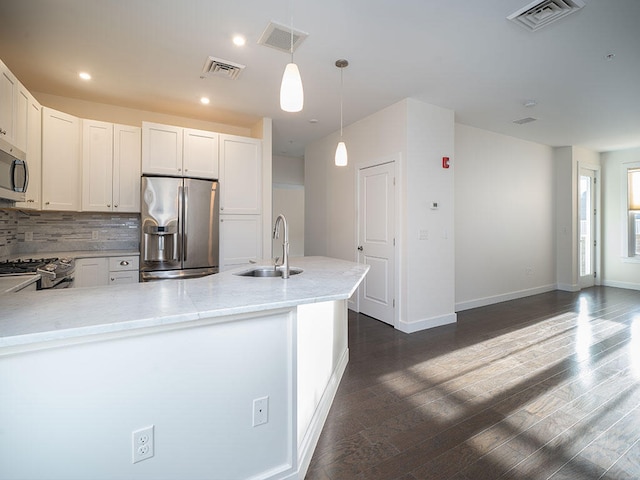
[273,155,305,257]
[403,100,455,330]
[601,147,640,290]
[305,98,457,332]
[305,100,407,260]
[455,124,556,310]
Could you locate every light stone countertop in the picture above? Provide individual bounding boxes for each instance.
[0,256,368,350]
[0,274,40,294]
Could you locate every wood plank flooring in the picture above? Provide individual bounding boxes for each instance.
[305,287,640,480]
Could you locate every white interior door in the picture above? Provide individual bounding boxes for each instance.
[357,161,395,325]
[579,168,597,288]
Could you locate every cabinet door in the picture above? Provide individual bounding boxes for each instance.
[219,135,262,214]
[141,122,182,176]
[113,125,141,212]
[42,107,81,211]
[82,119,114,212]
[74,257,109,288]
[219,214,262,270]
[183,128,218,179]
[15,96,41,209]
[14,85,29,152]
[0,63,16,144]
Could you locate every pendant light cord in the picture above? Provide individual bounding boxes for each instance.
[340,67,344,138]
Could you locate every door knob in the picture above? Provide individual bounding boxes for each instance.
[357,246,363,251]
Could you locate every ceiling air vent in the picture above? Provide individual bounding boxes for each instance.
[513,117,538,125]
[201,56,245,80]
[258,21,308,54]
[508,0,585,32]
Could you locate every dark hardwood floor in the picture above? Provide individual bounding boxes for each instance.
[305,287,640,480]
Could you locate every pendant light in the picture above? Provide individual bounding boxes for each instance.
[335,59,349,167]
[280,2,303,112]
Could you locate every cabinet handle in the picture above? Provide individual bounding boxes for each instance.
[114,204,118,208]
[0,128,6,135]
[178,168,181,172]
[120,261,129,266]
[45,201,50,205]
[107,204,111,207]
[110,278,115,282]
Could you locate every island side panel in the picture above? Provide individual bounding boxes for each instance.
[0,310,295,480]
[296,299,348,474]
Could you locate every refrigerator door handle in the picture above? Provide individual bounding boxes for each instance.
[183,185,188,262]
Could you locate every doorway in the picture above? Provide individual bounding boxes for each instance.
[357,160,396,326]
[579,167,599,288]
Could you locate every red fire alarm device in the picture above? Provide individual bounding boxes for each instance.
[442,156,450,169]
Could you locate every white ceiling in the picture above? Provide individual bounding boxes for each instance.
[1,0,639,158]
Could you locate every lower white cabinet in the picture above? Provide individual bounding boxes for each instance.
[74,255,139,288]
[219,215,262,271]
[74,257,109,288]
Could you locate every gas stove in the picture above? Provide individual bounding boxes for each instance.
[0,257,76,289]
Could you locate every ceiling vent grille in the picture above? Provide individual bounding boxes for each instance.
[513,117,538,125]
[508,0,585,32]
[258,21,308,54]
[201,56,245,80]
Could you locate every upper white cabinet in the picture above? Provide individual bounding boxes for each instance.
[142,122,218,179]
[0,60,29,152]
[14,95,42,209]
[82,120,141,212]
[42,107,81,211]
[219,134,262,214]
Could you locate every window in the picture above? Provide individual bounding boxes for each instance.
[629,168,640,256]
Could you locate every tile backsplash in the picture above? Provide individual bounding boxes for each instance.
[0,209,140,259]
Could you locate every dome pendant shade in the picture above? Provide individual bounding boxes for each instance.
[335,141,348,167]
[280,63,304,112]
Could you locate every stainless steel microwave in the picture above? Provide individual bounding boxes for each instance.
[0,136,28,202]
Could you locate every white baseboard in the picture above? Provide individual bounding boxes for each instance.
[455,284,557,312]
[296,347,349,479]
[557,283,580,292]
[396,312,457,333]
[602,280,640,291]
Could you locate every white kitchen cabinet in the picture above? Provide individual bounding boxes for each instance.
[141,122,218,179]
[0,60,29,152]
[42,107,81,211]
[219,134,262,214]
[15,95,42,209]
[74,255,139,288]
[82,119,113,211]
[219,214,262,270]
[183,127,219,178]
[82,120,141,212]
[74,257,109,288]
[108,255,139,285]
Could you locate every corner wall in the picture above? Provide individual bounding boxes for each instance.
[455,125,556,310]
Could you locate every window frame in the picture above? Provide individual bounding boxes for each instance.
[623,162,640,260]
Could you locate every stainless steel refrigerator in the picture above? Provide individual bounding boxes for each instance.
[140,176,219,281]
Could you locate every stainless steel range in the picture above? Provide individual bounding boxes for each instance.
[0,257,76,289]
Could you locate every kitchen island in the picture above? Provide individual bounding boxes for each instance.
[0,256,368,480]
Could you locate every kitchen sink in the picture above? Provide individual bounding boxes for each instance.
[235,266,303,278]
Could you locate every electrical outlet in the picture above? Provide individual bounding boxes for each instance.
[91,230,99,240]
[253,396,269,427]
[132,425,154,464]
[24,231,33,242]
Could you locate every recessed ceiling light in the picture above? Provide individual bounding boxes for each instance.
[232,35,246,47]
[200,97,210,105]
[79,72,91,80]
[309,119,319,124]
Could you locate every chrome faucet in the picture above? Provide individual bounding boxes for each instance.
[273,214,289,279]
